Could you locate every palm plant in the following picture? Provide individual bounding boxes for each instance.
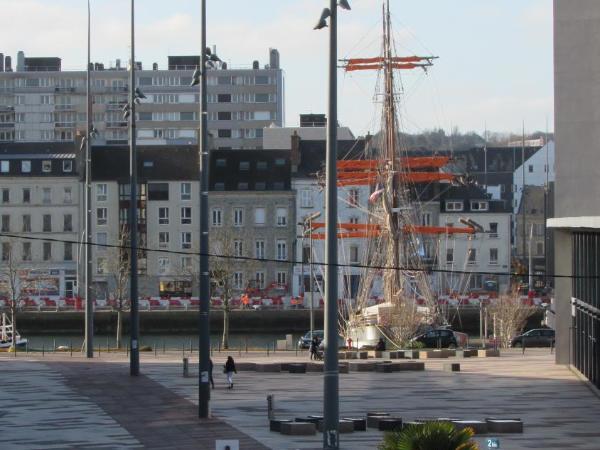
[379,421,479,450]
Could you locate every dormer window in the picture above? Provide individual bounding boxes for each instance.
[445,201,463,211]
[470,201,489,211]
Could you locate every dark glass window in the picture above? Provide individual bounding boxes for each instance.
[148,183,169,201]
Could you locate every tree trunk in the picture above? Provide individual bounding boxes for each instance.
[116,309,123,349]
[10,303,16,350]
[222,305,230,349]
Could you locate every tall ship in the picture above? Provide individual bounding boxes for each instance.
[311,1,479,347]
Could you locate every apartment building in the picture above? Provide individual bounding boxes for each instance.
[0,49,283,149]
[0,143,80,298]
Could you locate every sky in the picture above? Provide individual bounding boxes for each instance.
[0,0,554,137]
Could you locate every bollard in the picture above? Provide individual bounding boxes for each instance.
[13,342,17,358]
[267,343,270,357]
[522,336,526,355]
[26,341,29,355]
[98,344,101,357]
[267,394,275,420]
[154,342,157,358]
[163,340,166,354]
[246,337,248,354]
[42,343,45,357]
[182,343,185,358]
[70,340,73,357]
[183,357,189,377]
[53,338,56,353]
[189,339,193,354]
[106,336,110,353]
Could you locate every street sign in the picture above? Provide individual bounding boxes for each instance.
[487,438,500,449]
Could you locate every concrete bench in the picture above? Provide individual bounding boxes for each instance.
[342,417,367,431]
[270,419,292,432]
[288,363,307,374]
[367,414,390,429]
[478,349,500,357]
[295,416,321,425]
[486,418,523,433]
[378,418,403,431]
[398,350,419,359]
[358,351,369,359]
[349,362,376,372]
[306,362,323,372]
[255,363,281,373]
[280,421,316,435]
[317,419,354,433]
[443,363,461,372]
[338,352,347,360]
[442,349,456,357]
[456,349,478,358]
[339,362,350,374]
[375,362,394,373]
[419,350,449,359]
[452,420,488,434]
[344,351,358,360]
[395,362,425,371]
[236,362,256,371]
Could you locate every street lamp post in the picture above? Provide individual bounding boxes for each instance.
[314,2,350,448]
[128,0,140,376]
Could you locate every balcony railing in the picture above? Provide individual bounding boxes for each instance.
[54,122,75,128]
[106,121,128,128]
[55,104,74,111]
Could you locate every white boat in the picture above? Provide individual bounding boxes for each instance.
[0,313,27,349]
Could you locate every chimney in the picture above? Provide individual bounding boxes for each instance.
[290,130,301,173]
[5,56,12,72]
[16,51,25,72]
[0,53,4,72]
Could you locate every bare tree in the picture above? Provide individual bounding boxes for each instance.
[377,300,425,348]
[0,241,26,350]
[209,228,257,350]
[487,289,536,348]
[103,225,130,349]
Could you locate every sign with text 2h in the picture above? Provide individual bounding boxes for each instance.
[487,438,500,449]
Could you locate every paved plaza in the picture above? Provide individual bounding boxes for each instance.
[1,349,600,449]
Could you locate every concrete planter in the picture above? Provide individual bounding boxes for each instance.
[255,363,281,373]
[452,420,488,435]
[443,363,460,372]
[478,349,500,357]
[349,362,376,372]
[486,418,523,433]
[419,350,448,359]
[280,422,316,435]
[270,419,292,432]
[342,417,367,431]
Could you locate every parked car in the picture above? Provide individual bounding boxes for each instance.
[510,328,555,348]
[297,330,324,349]
[410,329,458,348]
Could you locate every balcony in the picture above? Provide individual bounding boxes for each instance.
[106,121,128,128]
[0,122,15,128]
[54,122,75,128]
[107,102,128,111]
[109,86,129,93]
[55,104,74,111]
[54,87,76,93]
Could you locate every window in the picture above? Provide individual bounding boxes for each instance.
[528,164,534,173]
[0,161,8,173]
[21,161,31,173]
[217,94,231,103]
[233,208,243,227]
[446,201,463,211]
[181,256,193,272]
[43,242,52,261]
[276,207,287,227]
[534,223,545,236]
[211,208,222,226]
[468,249,477,265]
[180,182,191,200]
[22,214,31,232]
[96,232,107,249]
[42,160,52,173]
[63,160,73,172]
[234,240,243,257]
[1,215,9,232]
[217,111,232,120]
[22,188,30,204]
[42,187,51,204]
[470,201,489,211]
[536,242,544,256]
[255,272,266,289]
[255,93,269,103]
[446,248,454,264]
[254,207,265,225]
[1,188,8,204]
[63,187,72,204]
[218,129,232,138]
[274,158,286,167]
[489,222,498,237]
[155,231,169,249]
[233,272,244,289]
[276,240,287,261]
[97,208,107,226]
[421,213,432,226]
[302,245,311,263]
[148,183,169,201]
[22,242,31,261]
[96,184,108,202]
[1,242,10,261]
[180,207,192,225]
[349,245,359,264]
[64,242,73,261]
[181,232,192,249]
[256,161,268,170]
[239,161,250,171]
[349,217,359,225]
[277,271,287,285]
[300,190,313,208]
[255,240,265,259]
[489,248,498,265]
[97,257,107,274]
[237,182,249,190]
[348,189,359,207]
[42,214,52,232]
[255,75,269,85]
[158,207,169,225]
[63,214,73,232]
[158,257,170,275]
[216,158,227,167]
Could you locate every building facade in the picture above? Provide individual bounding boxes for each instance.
[0,49,283,149]
[549,0,600,388]
[0,143,80,299]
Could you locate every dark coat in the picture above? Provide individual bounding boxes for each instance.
[225,359,237,373]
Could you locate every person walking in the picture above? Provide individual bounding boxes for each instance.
[310,336,319,360]
[209,358,215,389]
[224,356,237,389]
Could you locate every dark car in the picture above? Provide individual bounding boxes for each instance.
[411,329,457,348]
[510,328,555,348]
[297,330,324,349]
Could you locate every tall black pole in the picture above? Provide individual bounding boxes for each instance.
[323,0,339,447]
[129,0,140,376]
[198,0,211,418]
[84,0,94,358]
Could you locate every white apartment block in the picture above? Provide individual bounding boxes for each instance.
[0,49,284,149]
